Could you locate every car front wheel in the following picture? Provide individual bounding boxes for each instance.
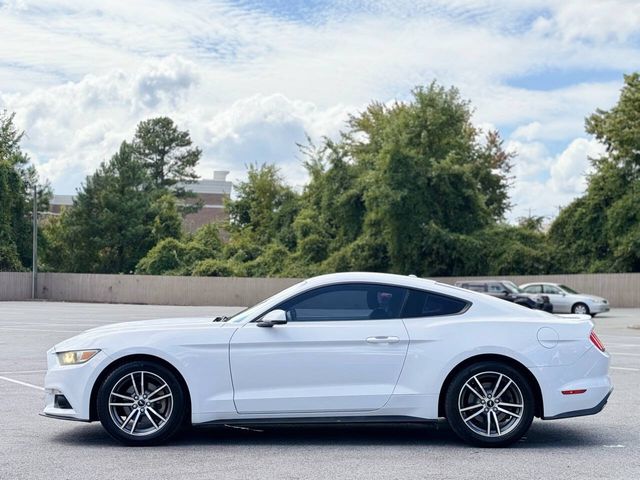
[96,361,187,445]
[445,361,535,447]
[572,303,590,315]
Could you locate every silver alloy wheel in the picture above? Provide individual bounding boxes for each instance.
[108,370,174,436]
[458,371,524,437]
[573,304,588,315]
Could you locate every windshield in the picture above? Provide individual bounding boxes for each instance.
[502,281,522,293]
[226,280,307,324]
[559,284,579,294]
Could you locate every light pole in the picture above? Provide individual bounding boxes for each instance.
[32,185,37,299]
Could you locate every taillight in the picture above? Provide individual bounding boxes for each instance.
[590,330,606,352]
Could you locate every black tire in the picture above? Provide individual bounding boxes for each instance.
[96,360,187,445]
[445,361,535,447]
[572,302,590,315]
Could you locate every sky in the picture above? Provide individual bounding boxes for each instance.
[1,0,639,222]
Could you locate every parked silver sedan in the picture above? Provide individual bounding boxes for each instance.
[519,282,609,316]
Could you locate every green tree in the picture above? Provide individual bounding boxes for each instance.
[132,117,201,194]
[150,194,183,243]
[136,222,223,275]
[305,84,513,276]
[43,142,182,273]
[550,73,640,272]
[0,111,50,270]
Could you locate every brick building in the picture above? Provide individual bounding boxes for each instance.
[181,170,232,232]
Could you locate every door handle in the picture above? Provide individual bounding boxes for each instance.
[366,336,400,344]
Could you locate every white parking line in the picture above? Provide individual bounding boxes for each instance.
[0,321,108,328]
[0,326,83,333]
[0,369,46,375]
[611,367,640,372]
[0,376,44,391]
[609,352,640,357]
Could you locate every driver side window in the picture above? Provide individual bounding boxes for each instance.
[275,283,406,322]
[543,285,561,294]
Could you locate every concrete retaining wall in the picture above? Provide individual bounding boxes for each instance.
[0,272,32,301]
[36,273,300,306]
[0,272,639,307]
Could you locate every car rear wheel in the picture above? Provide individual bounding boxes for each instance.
[445,361,534,447]
[572,303,590,315]
[97,361,186,445]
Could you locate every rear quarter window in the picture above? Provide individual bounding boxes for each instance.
[402,289,470,318]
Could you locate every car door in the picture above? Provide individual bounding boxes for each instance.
[542,284,571,313]
[229,283,410,414]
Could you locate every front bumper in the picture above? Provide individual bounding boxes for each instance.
[590,303,610,314]
[42,348,110,421]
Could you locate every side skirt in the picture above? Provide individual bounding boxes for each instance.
[194,415,439,428]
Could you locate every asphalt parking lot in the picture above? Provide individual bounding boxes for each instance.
[0,302,639,480]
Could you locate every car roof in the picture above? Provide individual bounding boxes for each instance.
[454,279,507,284]
[521,282,560,286]
[303,272,437,289]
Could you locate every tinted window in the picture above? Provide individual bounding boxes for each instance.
[543,285,561,294]
[462,283,486,292]
[502,281,522,293]
[403,289,469,318]
[523,285,542,294]
[559,284,579,294]
[488,283,505,293]
[276,283,406,322]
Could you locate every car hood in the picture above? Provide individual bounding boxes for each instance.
[580,295,607,302]
[53,317,225,352]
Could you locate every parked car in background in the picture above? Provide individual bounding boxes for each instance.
[454,280,553,312]
[519,282,609,316]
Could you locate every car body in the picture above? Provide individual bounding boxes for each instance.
[454,279,553,313]
[520,282,610,316]
[43,272,612,447]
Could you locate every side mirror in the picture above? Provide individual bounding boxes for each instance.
[257,309,288,328]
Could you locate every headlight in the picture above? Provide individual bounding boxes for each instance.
[56,349,100,366]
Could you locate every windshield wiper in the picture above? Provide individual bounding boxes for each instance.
[212,316,229,323]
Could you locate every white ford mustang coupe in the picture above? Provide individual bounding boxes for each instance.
[43,272,612,447]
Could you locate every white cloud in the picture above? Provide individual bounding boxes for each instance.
[507,137,607,221]
[549,138,606,194]
[533,0,640,43]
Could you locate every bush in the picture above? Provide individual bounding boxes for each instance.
[191,258,235,277]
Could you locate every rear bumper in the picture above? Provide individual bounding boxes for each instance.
[531,345,612,419]
[542,389,612,420]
